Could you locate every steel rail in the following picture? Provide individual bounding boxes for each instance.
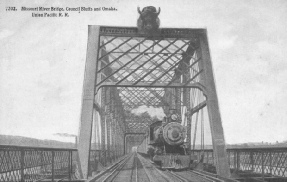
[135,154,138,182]
[88,154,132,182]
[187,170,225,182]
[137,153,162,182]
[193,170,239,182]
[137,153,189,182]
[102,153,135,182]
[166,170,190,182]
[139,153,169,182]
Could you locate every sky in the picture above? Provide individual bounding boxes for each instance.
[0,0,287,144]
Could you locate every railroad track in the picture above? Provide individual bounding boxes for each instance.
[137,153,229,182]
[187,170,225,182]
[93,153,232,182]
[97,152,150,182]
[172,170,225,182]
[102,153,134,182]
[132,153,149,182]
[91,153,133,182]
[137,153,192,182]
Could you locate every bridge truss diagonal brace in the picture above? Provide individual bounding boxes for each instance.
[77,26,100,179]
[198,30,231,178]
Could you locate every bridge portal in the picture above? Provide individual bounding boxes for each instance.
[77,26,230,179]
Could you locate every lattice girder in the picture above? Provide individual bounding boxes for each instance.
[77,26,230,178]
[96,37,199,87]
[95,32,205,134]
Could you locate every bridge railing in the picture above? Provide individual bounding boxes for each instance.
[89,144,125,176]
[194,147,287,177]
[0,145,78,182]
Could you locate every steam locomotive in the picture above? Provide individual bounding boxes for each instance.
[147,110,197,169]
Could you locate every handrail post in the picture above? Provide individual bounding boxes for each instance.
[269,151,272,175]
[237,151,241,170]
[250,151,254,171]
[261,150,264,181]
[52,151,55,182]
[68,151,72,181]
[20,149,25,182]
[234,151,236,170]
[236,151,240,170]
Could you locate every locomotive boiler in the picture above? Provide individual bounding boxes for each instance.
[148,112,197,169]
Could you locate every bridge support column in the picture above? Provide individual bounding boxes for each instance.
[77,26,100,179]
[198,30,231,178]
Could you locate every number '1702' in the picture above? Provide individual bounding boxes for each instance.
[6,7,17,11]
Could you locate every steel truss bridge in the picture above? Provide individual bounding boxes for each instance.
[1,26,286,182]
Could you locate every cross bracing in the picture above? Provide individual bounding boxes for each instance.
[77,26,231,179]
[96,36,199,86]
[94,33,206,136]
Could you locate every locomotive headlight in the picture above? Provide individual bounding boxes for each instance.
[171,114,177,121]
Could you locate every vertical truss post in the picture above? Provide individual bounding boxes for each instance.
[109,90,113,162]
[111,91,116,160]
[115,118,119,159]
[106,88,111,164]
[92,107,100,173]
[198,30,231,178]
[121,134,124,155]
[175,88,181,116]
[101,115,106,166]
[106,114,111,164]
[116,115,120,157]
[101,87,106,166]
[77,26,100,179]
[120,137,123,156]
[124,135,127,154]
[117,115,123,156]
[185,95,192,150]
[182,54,191,150]
[171,89,176,109]
[111,118,115,162]
[111,91,116,162]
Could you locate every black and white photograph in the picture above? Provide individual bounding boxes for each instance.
[0,0,287,181]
